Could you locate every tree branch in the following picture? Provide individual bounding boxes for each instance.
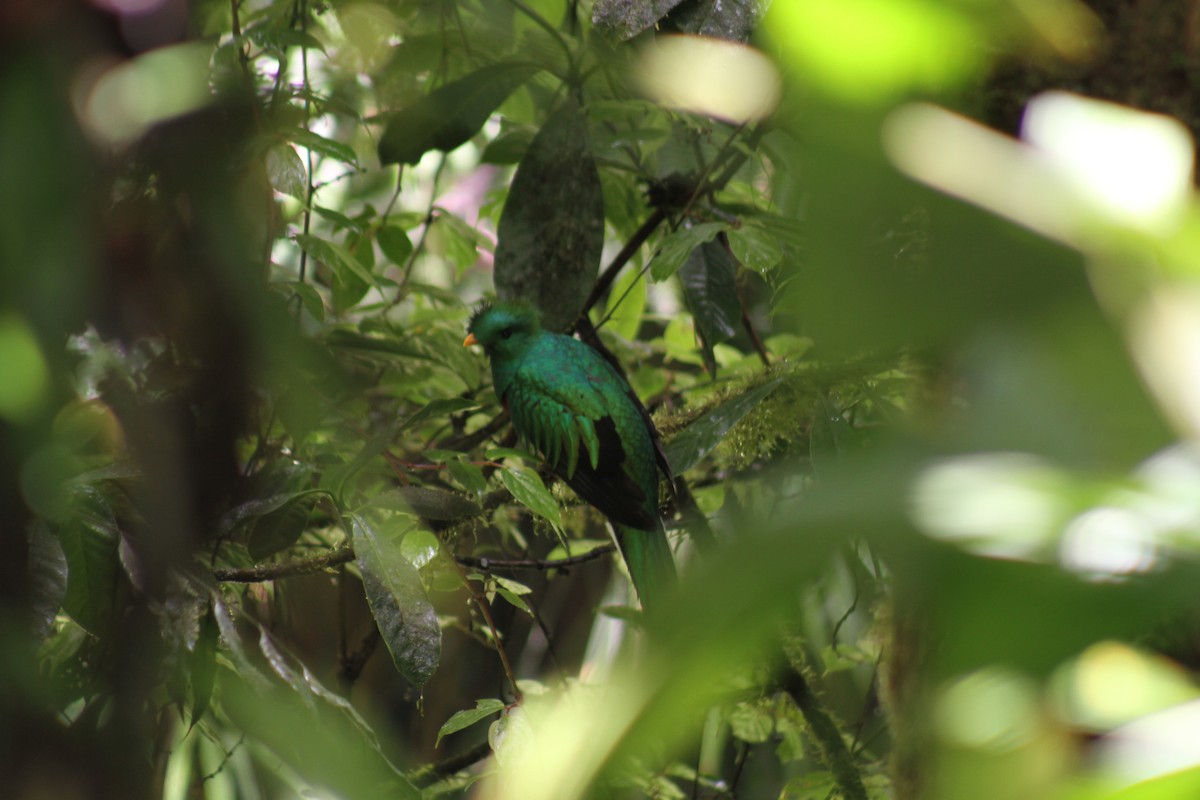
[455,544,615,571]
[779,655,868,800]
[213,546,355,582]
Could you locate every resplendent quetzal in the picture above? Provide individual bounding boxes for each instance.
[464,300,676,610]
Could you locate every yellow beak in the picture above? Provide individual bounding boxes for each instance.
[463,332,479,347]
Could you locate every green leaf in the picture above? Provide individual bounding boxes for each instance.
[189,606,219,729]
[294,233,375,287]
[401,396,479,431]
[728,699,773,744]
[28,521,68,642]
[495,576,533,615]
[325,329,429,360]
[377,225,413,266]
[603,262,647,341]
[448,457,488,497]
[287,128,358,165]
[679,237,740,375]
[400,529,440,570]
[56,485,120,636]
[436,698,506,747]
[480,126,536,164]
[728,221,784,275]
[266,144,307,198]
[649,222,726,281]
[494,100,604,332]
[378,63,540,165]
[246,490,324,561]
[663,377,785,474]
[349,515,441,688]
[273,280,325,321]
[501,466,562,530]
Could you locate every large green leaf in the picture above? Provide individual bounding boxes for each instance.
[494,100,604,332]
[56,485,120,636]
[28,521,68,641]
[349,515,441,689]
[663,377,785,474]
[378,63,539,166]
[592,0,685,40]
[679,236,740,375]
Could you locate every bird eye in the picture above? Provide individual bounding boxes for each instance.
[500,327,513,339]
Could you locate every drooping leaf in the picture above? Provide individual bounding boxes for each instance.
[501,466,563,531]
[287,128,358,165]
[266,144,307,199]
[494,100,604,331]
[378,63,540,165]
[679,236,740,375]
[436,698,506,747]
[324,329,429,360]
[593,0,686,41]
[189,606,219,728]
[349,515,441,688]
[246,490,325,561]
[664,377,785,474]
[56,485,120,636]
[294,233,375,287]
[28,520,68,642]
[648,222,726,281]
[401,396,479,431]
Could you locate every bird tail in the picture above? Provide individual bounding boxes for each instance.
[615,521,677,613]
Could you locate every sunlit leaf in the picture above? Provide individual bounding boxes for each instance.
[501,465,563,531]
[437,698,506,747]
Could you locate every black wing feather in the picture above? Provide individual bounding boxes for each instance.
[555,415,658,530]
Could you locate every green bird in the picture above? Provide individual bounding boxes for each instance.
[464,300,676,610]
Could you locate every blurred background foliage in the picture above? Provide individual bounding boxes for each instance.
[5,0,1200,798]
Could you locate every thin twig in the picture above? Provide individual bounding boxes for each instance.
[578,208,668,321]
[450,555,523,702]
[455,544,615,571]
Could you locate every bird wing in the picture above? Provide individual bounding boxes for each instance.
[503,347,659,530]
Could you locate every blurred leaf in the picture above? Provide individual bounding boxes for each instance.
[438,699,506,747]
[189,606,219,728]
[266,144,306,198]
[728,220,785,274]
[649,222,726,281]
[349,515,441,688]
[401,396,479,431]
[481,126,536,164]
[379,63,540,165]
[218,663,419,798]
[501,466,563,531]
[294,233,374,287]
[448,457,488,496]
[378,225,413,266]
[325,329,429,360]
[56,486,120,636]
[664,377,785,473]
[287,128,358,165]
[246,490,324,561]
[728,699,773,743]
[603,262,647,341]
[494,100,604,332]
[28,521,68,642]
[274,280,325,321]
[679,236,740,375]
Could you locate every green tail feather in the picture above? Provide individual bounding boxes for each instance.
[615,522,676,612]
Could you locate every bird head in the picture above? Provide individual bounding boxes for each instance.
[463,300,542,359]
